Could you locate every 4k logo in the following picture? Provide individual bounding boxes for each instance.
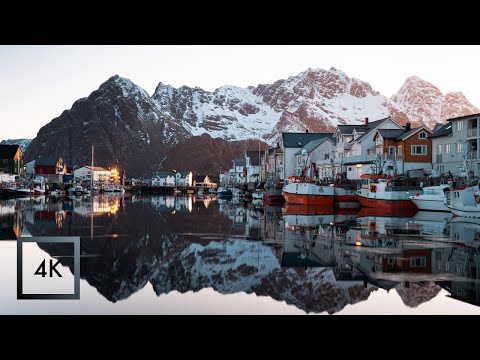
[17,237,80,300]
[34,259,63,278]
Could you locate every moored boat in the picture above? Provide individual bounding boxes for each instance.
[446,182,480,219]
[356,174,420,212]
[282,176,334,206]
[409,184,450,212]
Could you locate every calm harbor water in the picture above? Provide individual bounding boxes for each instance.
[1,194,480,314]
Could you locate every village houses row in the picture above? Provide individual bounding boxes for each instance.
[221,113,480,185]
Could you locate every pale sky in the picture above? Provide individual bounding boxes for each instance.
[1,45,479,140]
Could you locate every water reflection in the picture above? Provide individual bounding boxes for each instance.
[1,194,480,314]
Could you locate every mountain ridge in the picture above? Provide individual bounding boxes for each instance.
[25,68,479,176]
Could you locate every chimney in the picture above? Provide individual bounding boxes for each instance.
[364,117,369,126]
[305,129,309,133]
[405,122,411,131]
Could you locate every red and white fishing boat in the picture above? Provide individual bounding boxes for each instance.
[282,160,358,207]
[283,176,335,206]
[356,174,420,212]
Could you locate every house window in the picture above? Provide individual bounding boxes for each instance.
[410,256,426,268]
[348,167,353,171]
[324,154,329,160]
[437,144,442,154]
[411,145,427,155]
[398,146,402,155]
[445,143,451,154]
[456,143,463,153]
[419,131,427,139]
[389,147,396,155]
[457,121,464,131]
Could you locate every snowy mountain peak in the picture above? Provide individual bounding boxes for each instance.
[391,75,478,128]
[101,74,151,100]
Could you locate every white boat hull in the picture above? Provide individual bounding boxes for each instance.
[411,198,449,212]
[447,205,480,219]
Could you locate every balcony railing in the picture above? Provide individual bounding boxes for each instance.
[341,154,377,164]
[467,128,478,137]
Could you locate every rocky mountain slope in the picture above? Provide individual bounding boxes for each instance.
[25,68,478,176]
[391,76,479,129]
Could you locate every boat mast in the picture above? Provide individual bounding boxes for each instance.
[91,144,94,189]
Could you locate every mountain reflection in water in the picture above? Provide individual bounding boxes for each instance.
[1,194,480,314]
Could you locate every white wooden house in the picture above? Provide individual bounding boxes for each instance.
[294,137,337,179]
[152,171,176,187]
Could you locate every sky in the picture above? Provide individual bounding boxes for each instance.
[1,45,480,140]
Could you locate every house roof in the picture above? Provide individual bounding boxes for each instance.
[396,126,430,141]
[428,122,452,139]
[294,137,332,155]
[246,151,260,166]
[84,166,108,171]
[0,145,20,160]
[352,117,392,143]
[337,125,369,135]
[35,157,59,166]
[432,123,446,132]
[282,132,334,148]
[156,171,176,177]
[178,171,191,177]
[194,175,208,182]
[446,112,480,122]
[233,158,246,166]
[377,129,406,140]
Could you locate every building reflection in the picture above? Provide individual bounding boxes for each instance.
[2,195,480,313]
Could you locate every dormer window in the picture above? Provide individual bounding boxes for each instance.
[419,131,427,139]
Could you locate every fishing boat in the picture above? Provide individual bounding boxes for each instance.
[356,174,420,212]
[446,181,480,218]
[263,179,284,205]
[283,176,334,206]
[0,183,33,199]
[409,184,450,212]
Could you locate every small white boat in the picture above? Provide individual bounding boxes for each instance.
[104,186,115,192]
[409,184,450,212]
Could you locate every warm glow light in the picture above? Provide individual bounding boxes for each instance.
[355,241,362,246]
[356,164,363,168]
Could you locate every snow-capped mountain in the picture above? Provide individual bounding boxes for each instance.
[26,68,478,176]
[152,83,281,141]
[391,76,479,129]
[0,139,31,152]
